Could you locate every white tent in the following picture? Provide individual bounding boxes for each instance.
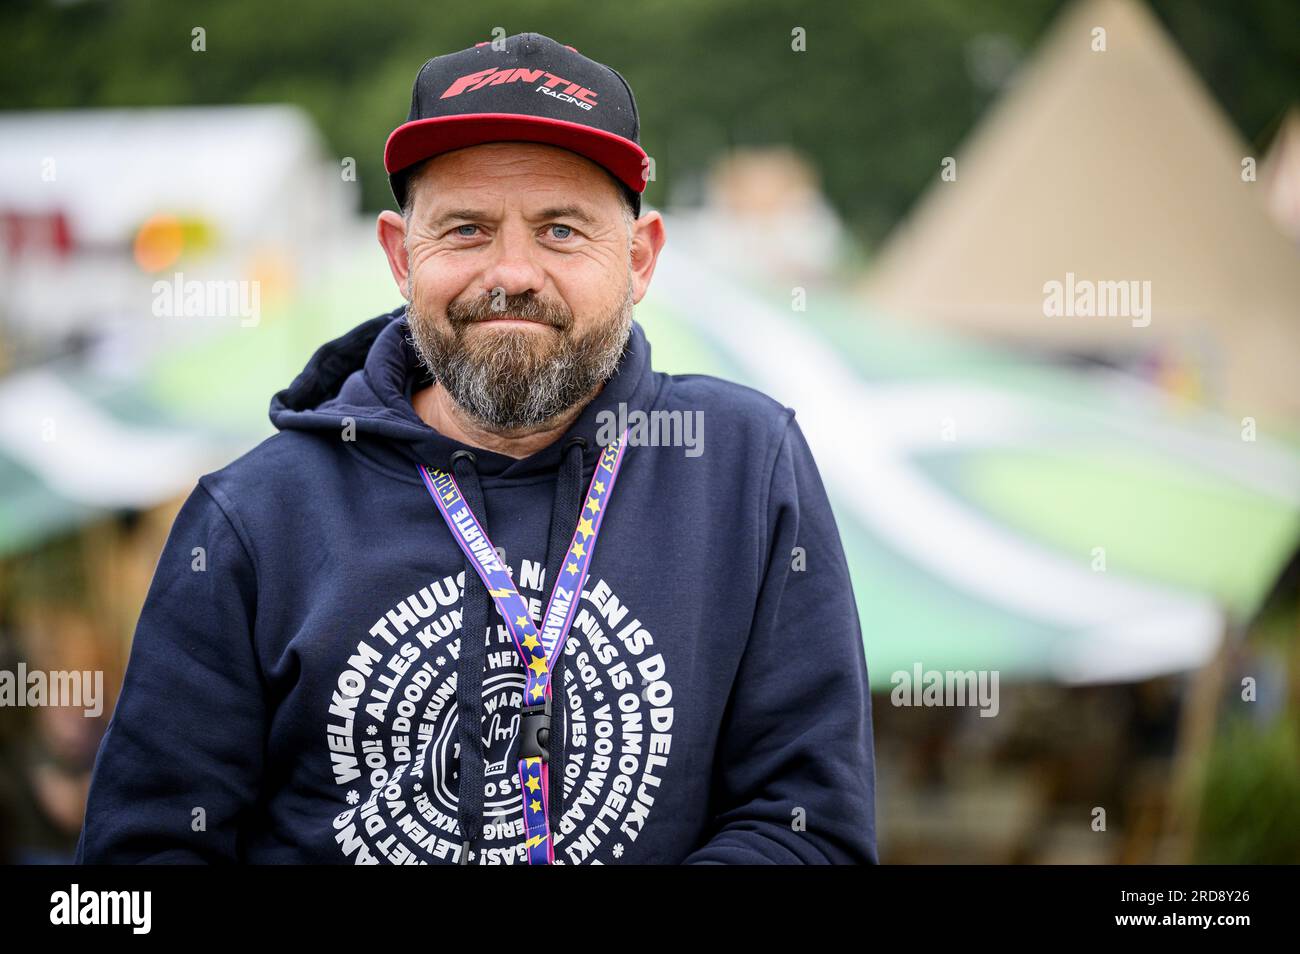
[0,104,355,358]
[0,104,348,248]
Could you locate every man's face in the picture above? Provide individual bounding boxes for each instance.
[397,141,636,431]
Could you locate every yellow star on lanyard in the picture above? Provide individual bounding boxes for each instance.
[522,632,540,651]
[566,561,579,576]
[529,656,548,676]
[526,775,541,793]
[530,685,544,701]
[571,541,586,559]
[530,799,542,813]
[515,614,528,627]
[586,497,601,514]
[576,516,594,538]
[593,480,605,493]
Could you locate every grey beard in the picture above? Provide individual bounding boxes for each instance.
[406,283,633,432]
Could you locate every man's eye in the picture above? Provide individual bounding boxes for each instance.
[547,224,573,240]
[454,224,479,237]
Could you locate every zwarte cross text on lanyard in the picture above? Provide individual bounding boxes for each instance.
[417,433,629,865]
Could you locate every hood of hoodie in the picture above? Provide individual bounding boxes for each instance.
[269,303,662,481]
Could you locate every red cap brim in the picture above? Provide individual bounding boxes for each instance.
[384,113,648,196]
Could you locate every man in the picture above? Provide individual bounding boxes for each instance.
[77,32,877,865]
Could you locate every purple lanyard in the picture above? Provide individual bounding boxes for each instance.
[417,433,629,864]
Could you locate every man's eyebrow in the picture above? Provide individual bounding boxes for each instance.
[427,209,492,230]
[426,205,598,229]
[528,205,596,225]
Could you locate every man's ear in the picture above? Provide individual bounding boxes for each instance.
[376,210,411,299]
[629,210,666,305]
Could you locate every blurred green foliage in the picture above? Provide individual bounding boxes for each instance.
[1193,594,1300,863]
[1195,714,1300,863]
[1,0,1296,248]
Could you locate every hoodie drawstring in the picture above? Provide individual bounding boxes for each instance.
[450,449,488,864]
[448,438,589,864]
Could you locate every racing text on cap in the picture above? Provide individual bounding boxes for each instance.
[439,68,599,110]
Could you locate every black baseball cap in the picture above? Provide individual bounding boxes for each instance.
[385,32,647,216]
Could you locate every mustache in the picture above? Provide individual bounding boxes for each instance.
[445,292,572,330]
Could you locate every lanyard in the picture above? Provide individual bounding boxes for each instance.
[417,434,629,864]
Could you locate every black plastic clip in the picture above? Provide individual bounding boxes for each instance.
[517,700,551,762]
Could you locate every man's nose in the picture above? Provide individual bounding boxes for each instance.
[479,224,545,300]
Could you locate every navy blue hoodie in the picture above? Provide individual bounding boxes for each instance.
[76,305,877,864]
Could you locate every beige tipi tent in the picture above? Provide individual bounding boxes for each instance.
[865,0,1300,420]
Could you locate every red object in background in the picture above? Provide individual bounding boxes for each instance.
[1,209,73,259]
